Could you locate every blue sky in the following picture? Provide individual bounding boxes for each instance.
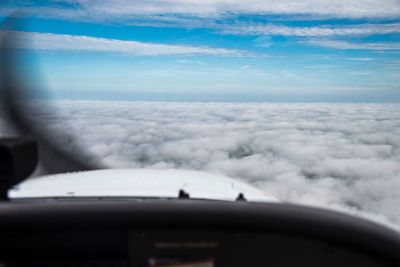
[1,0,400,102]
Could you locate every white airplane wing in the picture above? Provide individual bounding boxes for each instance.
[9,169,278,202]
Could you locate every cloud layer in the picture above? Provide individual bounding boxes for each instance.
[306,39,400,50]
[13,0,400,19]
[3,1,400,53]
[5,101,397,230]
[221,23,400,37]
[3,31,247,56]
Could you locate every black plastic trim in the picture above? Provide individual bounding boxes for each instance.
[0,200,399,264]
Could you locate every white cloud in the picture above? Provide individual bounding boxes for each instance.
[306,40,400,50]
[253,36,273,47]
[4,101,400,230]
[221,23,400,37]
[20,0,400,19]
[3,30,248,56]
[346,57,373,61]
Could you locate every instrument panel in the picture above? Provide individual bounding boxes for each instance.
[0,229,391,267]
[0,200,399,267]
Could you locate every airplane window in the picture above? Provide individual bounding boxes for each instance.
[0,3,400,264]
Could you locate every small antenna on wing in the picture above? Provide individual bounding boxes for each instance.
[178,189,190,199]
[236,193,247,201]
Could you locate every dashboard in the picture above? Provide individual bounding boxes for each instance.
[0,199,399,267]
[0,230,391,267]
